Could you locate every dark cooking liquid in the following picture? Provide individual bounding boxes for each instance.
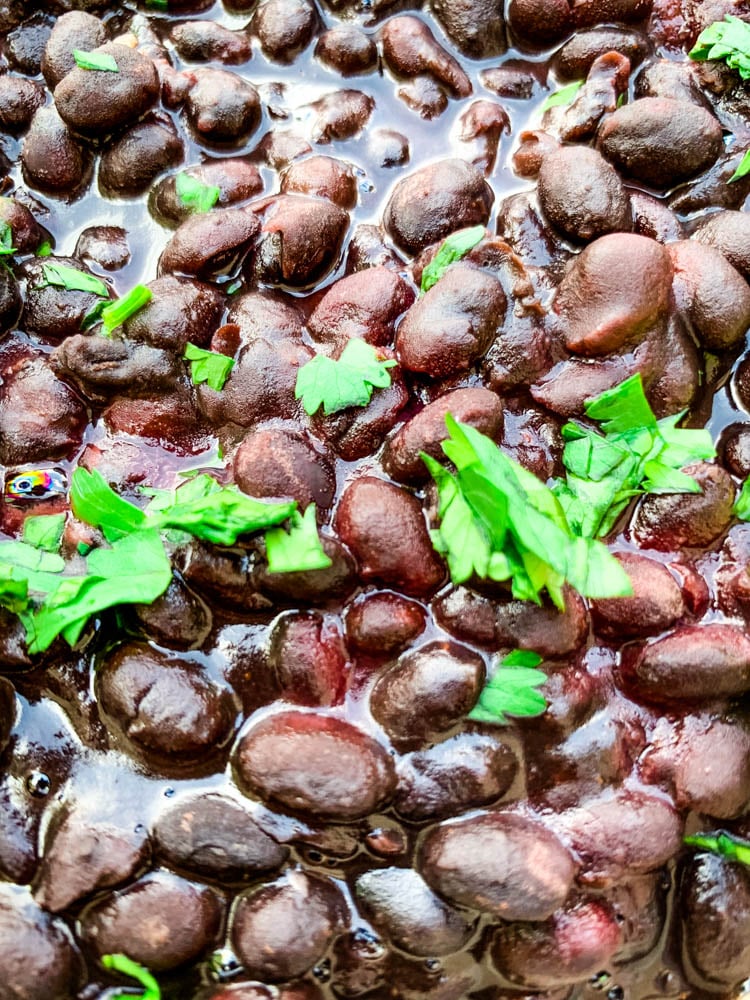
[2,2,750,999]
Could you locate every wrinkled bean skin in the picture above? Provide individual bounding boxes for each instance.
[231,870,348,981]
[0,75,45,131]
[252,195,349,287]
[693,209,750,281]
[383,159,494,255]
[598,97,723,188]
[419,812,576,920]
[431,0,506,59]
[381,16,472,98]
[235,710,397,820]
[554,27,649,80]
[315,25,378,75]
[308,266,414,348]
[335,477,445,596]
[41,11,106,88]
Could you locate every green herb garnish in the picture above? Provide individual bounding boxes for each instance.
[22,514,66,553]
[734,476,750,520]
[0,222,15,257]
[552,375,716,538]
[72,49,119,72]
[99,284,152,336]
[541,79,584,111]
[40,263,108,298]
[420,225,485,294]
[689,15,750,79]
[295,339,397,416]
[36,240,52,257]
[102,953,160,1000]
[70,468,147,542]
[0,567,29,615]
[684,830,750,866]
[730,148,750,183]
[146,0,168,9]
[184,343,235,391]
[265,505,332,574]
[423,416,633,607]
[175,172,221,214]
[468,650,547,725]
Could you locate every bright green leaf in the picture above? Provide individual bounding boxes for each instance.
[685,830,750,867]
[39,263,108,297]
[0,222,15,257]
[468,649,548,726]
[541,79,584,111]
[184,343,235,392]
[730,148,750,183]
[735,477,750,520]
[70,467,146,542]
[690,16,750,80]
[420,225,485,294]
[72,48,119,72]
[0,567,29,615]
[148,486,295,547]
[265,505,333,574]
[295,339,397,416]
[100,284,152,336]
[36,240,52,257]
[102,953,161,1000]
[22,514,66,553]
[175,172,221,214]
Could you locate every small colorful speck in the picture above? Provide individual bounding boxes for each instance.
[4,468,67,502]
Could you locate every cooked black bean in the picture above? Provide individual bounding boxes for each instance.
[74,225,130,271]
[186,68,261,143]
[315,25,377,75]
[538,146,632,243]
[22,105,91,196]
[268,610,348,706]
[98,117,184,198]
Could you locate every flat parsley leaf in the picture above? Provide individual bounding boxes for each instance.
[102,953,161,1000]
[424,416,633,607]
[265,504,333,574]
[70,468,146,543]
[184,342,235,391]
[72,49,119,72]
[22,513,66,553]
[690,15,750,79]
[684,830,750,867]
[554,375,715,538]
[541,79,584,111]
[0,567,29,615]
[420,225,485,294]
[176,172,221,213]
[0,222,16,257]
[468,650,547,725]
[295,339,397,416]
[730,148,750,183]
[148,486,295,546]
[40,262,108,298]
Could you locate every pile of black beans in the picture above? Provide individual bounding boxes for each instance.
[2,0,750,998]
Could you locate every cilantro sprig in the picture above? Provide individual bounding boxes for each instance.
[184,342,235,391]
[0,222,16,257]
[734,477,750,520]
[102,954,160,1000]
[541,79,584,111]
[72,49,119,72]
[468,650,547,725]
[423,416,633,607]
[684,830,750,867]
[420,225,485,294]
[295,339,397,416]
[176,172,221,214]
[22,514,65,553]
[39,263,108,298]
[552,375,716,538]
[0,470,330,654]
[690,15,750,79]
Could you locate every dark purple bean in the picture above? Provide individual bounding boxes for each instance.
[315,25,377,75]
[506,0,572,45]
[81,870,224,971]
[495,589,589,658]
[153,791,288,880]
[235,709,396,820]
[618,623,750,704]
[268,611,347,706]
[309,89,374,143]
[22,255,112,342]
[75,225,130,271]
[554,26,649,79]
[606,873,667,963]
[309,266,414,350]
[22,105,91,197]
[312,365,409,460]
[0,75,45,131]
[632,461,735,550]
[457,99,511,175]
[538,146,631,243]
[669,240,750,350]
[0,198,46,254]
[721,423,750,478]
[252,195,349,287]
[630,190,684,243]
[97,642,236,761]
[42,10,107,88]
[692,209,750,281]
[671,149,750,214]
[228,289,304,344]
[230,870,347,981]
[172,20,251,63]
[258,535,357,603]
[132,574,212,650]
[234,425,336,514]
[99,117,184,198]
[598,97,723,188]
[52,334,179,404]
[124,275,223,352]
[497,404,563,479]
[186,68,261,144]
[345,591,426,654]
[573,0,653,27]
[253,0,319,62]
[159,206,260,280]
[281,154,358,209]
[381,16,471,97]
[591,552,684,639]
[6,12,52,75]
[335,476,445,596]
[395,731,518,821]
[431,0,506,58]
[419,812,576,920]
[634,57,709,105]
[0,266,21,339]
[151,159,264,228]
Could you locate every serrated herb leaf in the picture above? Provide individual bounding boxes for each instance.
[420,225,485,294]
[424,416,633,605]
[554,375,716,538]
[0,222,15,257]
[40,263,108,298]
[100,284,152,335]
[148,486,295,547]
[265,504,333,574]
[0,567,29,615]
[102,953,161,1000]
[72,49,119,72]
[70,468,146,543]
[541,79,584,111]
[184,343,235,391]
[22,513,65,553]
[730,148,750,183]
[468,649,547,725]
[295,339,397,416]
[176,172,221,214]
[684,830,750,867]
[690,16,750,80]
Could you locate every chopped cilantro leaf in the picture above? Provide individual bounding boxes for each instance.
[102,953,161,1000]
[468,650,547,725]
[554,375,716,538]
[541,79,584,111]
[0,567,29,615]
[184,343,235,391]
[734,476,750,520]
[40,263,108,298]
[22,513,65,553]
[730,148,750,183]
[100,284,152,335]
[684,830,750,867]
[36,240,52,257]
[295,339,397,416]
[423,416,633,606]
[72,49,119,72]
[690,16,750,80]
[70,468,146,543]
[265,505,333,574]
[148,485,295,547]
[0,222,15,257]
[420,225,485,294]
[176,172,221,214]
